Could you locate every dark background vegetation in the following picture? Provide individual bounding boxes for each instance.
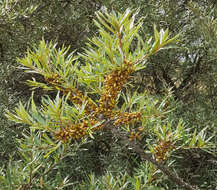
[0,0,217,189]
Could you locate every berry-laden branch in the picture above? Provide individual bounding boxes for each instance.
[45,73,97,114]
[5,8,208,189]
[53,60,142,143]
[108,121,200,190]
[95,60,135,117]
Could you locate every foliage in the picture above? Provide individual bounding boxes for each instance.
[1,0,217,189]
[0,0,102,170]
[2,8,212,190]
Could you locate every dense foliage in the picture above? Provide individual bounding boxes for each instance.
[0,0,217,190]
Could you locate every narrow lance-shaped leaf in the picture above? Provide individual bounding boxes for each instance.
[189,129,197,147]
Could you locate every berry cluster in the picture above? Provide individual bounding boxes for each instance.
[97,62,134,118]
[55,119,102,143]
[129,131,142,141]
[114,112,142,126]
[128,127,144,141]
[45,73,64,87]
[154,140,174,162]
[45,73,97,114]
[63,88,97,114]
[64,88,84,104]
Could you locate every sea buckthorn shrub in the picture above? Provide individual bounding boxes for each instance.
[4,9,210,190]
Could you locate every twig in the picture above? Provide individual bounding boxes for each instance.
[129,141,200,190]
[105,122,200,190]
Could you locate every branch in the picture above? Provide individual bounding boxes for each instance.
[105,122,200,190]
[129,141,200,190]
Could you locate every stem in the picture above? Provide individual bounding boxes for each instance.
[130,142,200,190]
[106,123,200,190]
